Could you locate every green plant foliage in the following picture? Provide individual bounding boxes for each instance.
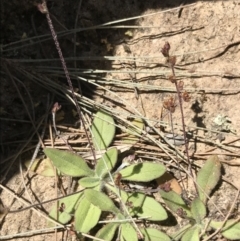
[44,148,94,177]
[140,228,171,241]
[170,224,192,241]
[44,111,170,239]
[79,176,100,188]
[196,155,221,204]
[116,212,127,220]
[84,189,119,214]
[24,157,56,177]
[58,212,72,224]
[210,219,240,240]
[162,155,233,241]
[181,225,200,241]
[48,192,83,225]
[91,111,115,150]
[95,147,118,178]
[119,162,166,182]
[75,196,101,233]
[125,192,167,221]
[159,190,192,219]
[122,118,144,144]
[107,185,167,221]
[95,223,119,241]
[120,223,138,241]
[190,197,206,224]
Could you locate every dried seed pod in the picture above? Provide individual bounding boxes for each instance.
[182,91,191,102]
[176,208,187,218]
[37,2,48,14]
[169,56,176,67]
[169,75,176,83]
[178,80,184,91]
[163,96,176,113]
[161,42,171,57]
[52,102,61,113]
[160,182,171,192]
[114,173,122,187]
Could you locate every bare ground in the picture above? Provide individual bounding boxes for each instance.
[0,1,240,240]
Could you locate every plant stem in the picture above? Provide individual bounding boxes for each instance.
[39,0,96,162]
[170,64,197,192]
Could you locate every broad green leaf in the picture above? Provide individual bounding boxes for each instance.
[48,192,83,225]
[58,212,72,224]
[84,189,119,214]
[196,155,221,204]
[122,118,144,144]
[79,176,100,188]
[181,225,200,241]
[44,148,94,177]
[127,193,168,221]
[107,185,167,221]
[191,197,206,223]
[170,224,192,241]
[210,219,240,240]
[95,147,118,178]
[119,162,166,182]
[159,190,192,219]
[25,157,55,177]
[91,111,115,150]
[95,223,119,241]
[141,228,171,241]
[116,212,126,221]
[75,196,101,233]
[125,192,167,221]
[121,223,138,241]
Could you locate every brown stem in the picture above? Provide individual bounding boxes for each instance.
[39,1,96,162]
[170,64,197,193]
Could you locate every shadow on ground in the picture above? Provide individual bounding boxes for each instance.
[0,0,210,181]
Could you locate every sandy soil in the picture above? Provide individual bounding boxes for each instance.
[0,1,240,240]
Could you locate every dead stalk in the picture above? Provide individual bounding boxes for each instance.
[161,42,197,193]
[38,0,96,163]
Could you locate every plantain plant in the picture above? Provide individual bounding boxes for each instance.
[159,155,240,241]
[28,110,239,240]
[44,111,170,240]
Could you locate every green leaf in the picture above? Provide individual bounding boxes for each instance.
[48,192,83,225]
[75,196,101,233]
[191,197,206,223]
[91,111,115,150]
[122,118,144,144]
[84,189,119,214]
[181,225,200,241]
[24,157,56,177]
[95,147,118,178]
[95,223,119,241]
[116,212,126,221]
[79,176,100,188]
[159,190,192,219]
[210,219,240,240]
[107,185,167,221]
[170,224,192,241]
[44,148,94,177]
[58,212,72,224]
[196,155,221,204]
[126,192,167,221]
[141,228,171,241]
[121,223,138,241]
[119,162,166,182]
